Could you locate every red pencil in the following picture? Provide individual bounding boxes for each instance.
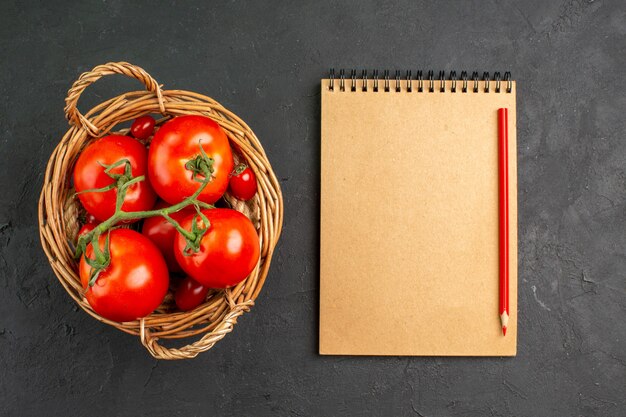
[498,108,509,336]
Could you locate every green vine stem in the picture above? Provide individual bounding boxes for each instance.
[76,144,216,287]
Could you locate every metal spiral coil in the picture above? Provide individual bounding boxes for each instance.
[328,69,513,93]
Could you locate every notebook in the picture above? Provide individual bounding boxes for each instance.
[320,70,517,356]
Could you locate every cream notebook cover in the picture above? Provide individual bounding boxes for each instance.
[320,71,517,356]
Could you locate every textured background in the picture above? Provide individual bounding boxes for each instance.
[1,0,625,416]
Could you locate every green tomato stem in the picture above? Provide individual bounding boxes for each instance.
[76,143,216,278]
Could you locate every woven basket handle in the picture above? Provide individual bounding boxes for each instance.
[64,62,165,137]
[140,300,254,360]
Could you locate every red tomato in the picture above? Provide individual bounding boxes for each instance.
[77,222,97,241]
[79,229,169,322]
[141,201,194,273]
[130,115,156,140]
[73,135,157,222]
[229,164,257,201]
[174,208,260,289]
[147,115,234,205]
[84,213,98,224]
[175,277,210,311]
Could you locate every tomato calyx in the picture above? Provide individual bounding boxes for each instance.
[100,159,144,200]
[159,209,211,255]
[75,159,148,213]
[75,158,139,197]
[81,230,111,287]
[232,163,248,176]
[184,144,215,183]
[181,211,211,255]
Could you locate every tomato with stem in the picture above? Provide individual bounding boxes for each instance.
[229,163,257,201]
[73,135,157,222]
[79,229,169,322]
[148,115,234,205]
[174,208,260,289]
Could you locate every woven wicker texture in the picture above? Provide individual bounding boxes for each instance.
[38,62,283,360]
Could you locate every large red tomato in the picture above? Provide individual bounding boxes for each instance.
[79,229,169,322]
[174,208,260,289]
[147,115,234,205]
[73,135,157,222]
[141,201,194,273]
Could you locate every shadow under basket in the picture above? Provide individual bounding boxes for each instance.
[38,62,283,360]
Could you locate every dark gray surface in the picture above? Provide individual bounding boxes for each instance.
[1,0,625,416]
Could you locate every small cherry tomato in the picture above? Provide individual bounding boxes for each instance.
[229,164,257,201]
[130,115,156,140]
[79,229,169,322]
[73,135,157,222]
[175,277,210,311]
[77,222,97,241]
[84,213,98,224]
[174,208,260,289]
[141,201,194,273]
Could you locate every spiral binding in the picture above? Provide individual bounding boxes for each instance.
[328,69,512,93]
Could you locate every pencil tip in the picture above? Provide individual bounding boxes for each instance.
[502,326,507,336]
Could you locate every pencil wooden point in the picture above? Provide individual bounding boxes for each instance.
[500,311,509,336]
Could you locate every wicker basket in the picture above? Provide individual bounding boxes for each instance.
[38,62,283,360]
